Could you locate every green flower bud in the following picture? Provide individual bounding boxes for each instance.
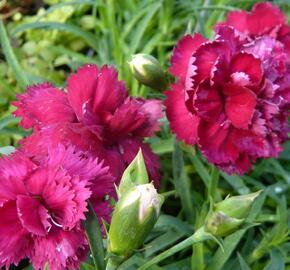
[108,183,163,258]
[205,211,244,237]
[205,191,262,237]
[214,190,262,219]
[128,54,167,91]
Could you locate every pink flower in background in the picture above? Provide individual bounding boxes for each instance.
[14,65,162,185]
[220,2,290,59]
[0,146,113,270]
[165,25,290,174]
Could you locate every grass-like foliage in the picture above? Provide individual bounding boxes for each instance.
[0,0,289,270]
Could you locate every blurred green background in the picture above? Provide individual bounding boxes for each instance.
[0,1,289,270]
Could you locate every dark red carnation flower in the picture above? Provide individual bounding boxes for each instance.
[165,25,289,174]
[220,2,290,59]
[13,65,162,184]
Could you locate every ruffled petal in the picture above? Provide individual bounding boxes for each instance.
[16,195,49,236]
[222,10,248,34]
[169,34,206,82]
[165,83,199,145]
[193,41,230,87]
[230,52,263,86]
[67,65,127,120]
[198,116,240,164]
[13,83,75,129]
[132,99,163,137]
[0,201,32,268]
[194,80,223,122]
[0,152,32,206]
[247,2,286,36]
[31,227,88,270]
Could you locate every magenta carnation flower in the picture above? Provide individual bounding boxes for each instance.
[0,145,113,270]
[220,2,290,59]
[13,64,162,184]
[165,25,290,174]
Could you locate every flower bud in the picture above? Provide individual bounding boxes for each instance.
[108,183,163,258]
[128,54,167,91]
[205,212,244,237]
[214,190,262,219]
[205,191,262,237]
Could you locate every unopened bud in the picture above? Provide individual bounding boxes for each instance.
[205,191,262,237]
[215,190,262,219]
[205,212,244,237]
[128,54,167,91]
[108,183,163,258]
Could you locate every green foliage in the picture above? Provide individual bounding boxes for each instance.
[0,1,289,270]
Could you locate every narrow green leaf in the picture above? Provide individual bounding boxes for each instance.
[172,140,195,223]
[80,263,95,270]
[12,22,99,53]
[221,172,250,195]
[188,153,210,188]
[84,203,105,270]
[264,249,285,270]
[0,20,29,88]
[208,166,221,201]
[129,2,161,53]
[237,253,251,270]
[163,258,191,270]
[0,116,20,129]
[144,230,185,258]
[154,215,193,235]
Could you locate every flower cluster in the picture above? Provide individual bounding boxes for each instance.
[0,64,162,269]
[0,146,113,270]
[14,65,162,183]
[165,2,290,174]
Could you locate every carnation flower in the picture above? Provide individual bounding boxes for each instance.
[0,145,113,270]
[165,25,290,174]
[13,65,162,184]
[220,2,290,59]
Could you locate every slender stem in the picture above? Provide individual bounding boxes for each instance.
[137,227,211,270]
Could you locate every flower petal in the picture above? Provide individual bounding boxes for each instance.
[17,195,49,236]
[31,227,88,270]
[230,52,263,86]
[247,2,286,36]
[194,80,223,121]
[13,83,75,129]
[67,65,127,120]
[224,83,257,129]
[0,201,32,268]
[165,83,199,145]
[169,34,206,82]
[198,116,240,164]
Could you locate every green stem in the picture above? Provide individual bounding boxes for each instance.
[0,20,29,88]
[137,227,214,270]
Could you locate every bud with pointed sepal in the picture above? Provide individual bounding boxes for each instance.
[108,183,163,258]
[205,191,262,237]
[215,190,262,219]
[128,54,167,91]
